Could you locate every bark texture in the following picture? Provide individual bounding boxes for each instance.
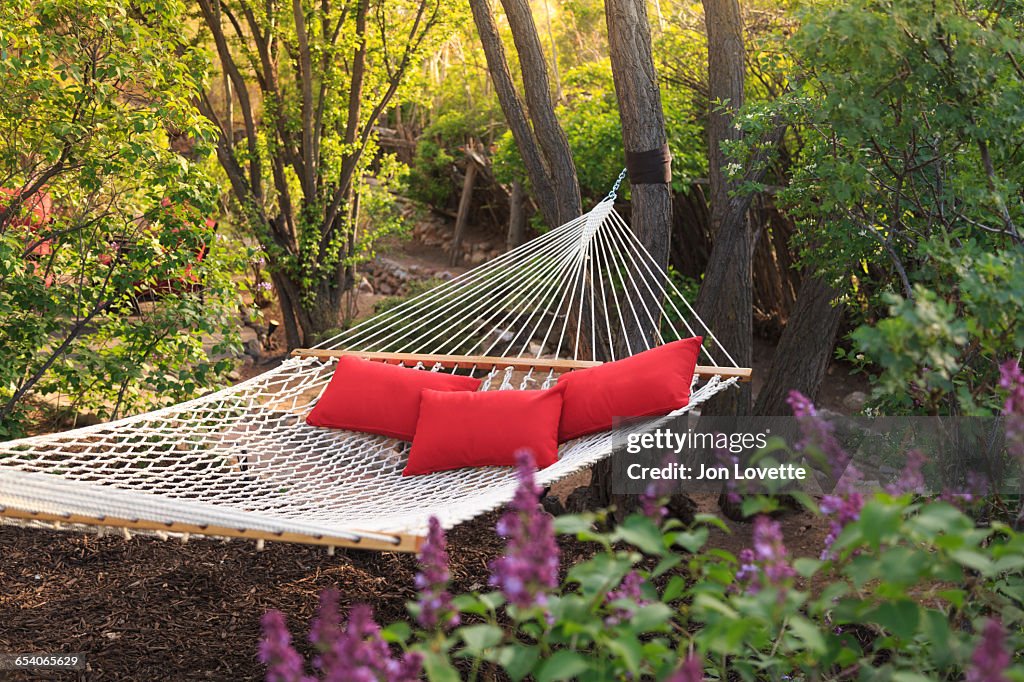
[696,0,753,417]
[753,275,844,415]
[605,0,673,352]
[592,0,675,510]
[469,0,581,228]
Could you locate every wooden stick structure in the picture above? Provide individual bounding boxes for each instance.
[293,348,753,382]
[0,506,424,553]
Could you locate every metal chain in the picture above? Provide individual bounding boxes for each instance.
[606,167,628,200]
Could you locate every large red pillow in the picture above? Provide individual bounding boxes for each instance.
[556,337,703,442]
[404,387,564,476]
[306,356,481,440]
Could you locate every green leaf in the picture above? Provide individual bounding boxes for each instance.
[793,557,823,578]
[459,624,504,655]
[421,650,461,682]
[553,514,596,535]
[788,615,828,655]
[535,650,591,682]
[494,644,539,681]
[628,603,673,632]
[662,575,687,603]
[869,600,920,639]
[381,621,410,643]
[615,515,666,555]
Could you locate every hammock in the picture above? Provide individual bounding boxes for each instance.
[0,193,750,552]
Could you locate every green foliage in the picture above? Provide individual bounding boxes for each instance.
[757,0,1024,414]
[849,241,1024,414]
[0,0,241,434]
[493,60,706,204]
[369,493,1024,681]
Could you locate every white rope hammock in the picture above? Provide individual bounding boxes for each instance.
[0,193,747,551]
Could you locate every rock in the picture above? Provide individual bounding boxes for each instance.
[540,495,566,517]
[665,493,697,524]
[357,277,374,294]
[842,391,868,413]
[244,338,263,361]
[564,486,602,514]
[468,250,488,266]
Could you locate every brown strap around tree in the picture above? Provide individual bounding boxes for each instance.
[625,144,672,184]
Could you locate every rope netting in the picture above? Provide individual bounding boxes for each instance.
[0,197,739,549]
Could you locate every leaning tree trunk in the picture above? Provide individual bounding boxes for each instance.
[695,0,752,418]
[753,274,844,415]
[469,0,580,229]
[591,0,678,515]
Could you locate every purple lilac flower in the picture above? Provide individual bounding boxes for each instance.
[787,391,867,559]
[604,570,648,626]
[490,450,560,609]
[321,603,422,682]
[735,516,795,593]
[639,481,669,522]
[309,588,342,673]
[259,610,313,682]
[788,390,850,478]
[941,471,988,508]
[716,449,742,504]
[257,280,273,292]
[1001,361,1024,461]
[666,654,704,682]
[819,472,864,560]
[966,618,1011,682]
[886,449,927,495]
[415,516,459,630]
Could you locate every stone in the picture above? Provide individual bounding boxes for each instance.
[357,277,374,294]
[842,391,868,413]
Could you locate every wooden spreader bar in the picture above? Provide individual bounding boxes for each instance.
[0,507,424,553]
[293,348,753,382]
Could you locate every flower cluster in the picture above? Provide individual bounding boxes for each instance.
[259,611,314,682]
[604,570,648,626]
[966,618,1010,682]
[735,516,795,593]
[259,592,422,682]
[324,603,422,682]
[788,390,850,478]
[489,450,560,609]
[414,516,459,630]
[666,654,704,682]
[885,449,927,496]
[819,477,864,560]
[1001,361,1024,461]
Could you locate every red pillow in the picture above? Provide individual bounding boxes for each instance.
[556,337,703,442]
[306,356,481,440]
[404,387,564,476]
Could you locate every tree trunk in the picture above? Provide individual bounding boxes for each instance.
[754,274,843,415]
[469,0,580,229]
[592,0,674,512]
[451,157,478,266]
[696,0,752,417]
[500,0,580,224]
[606,0,673,353]
[507,180,526,250]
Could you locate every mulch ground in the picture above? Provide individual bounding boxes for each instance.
[0,493,829,681]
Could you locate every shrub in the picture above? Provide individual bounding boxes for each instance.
[259,365,1024,681]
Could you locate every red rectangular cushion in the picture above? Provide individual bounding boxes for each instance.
[556,336,703,442]
[306,356,481,441]
[404,387,564,476]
